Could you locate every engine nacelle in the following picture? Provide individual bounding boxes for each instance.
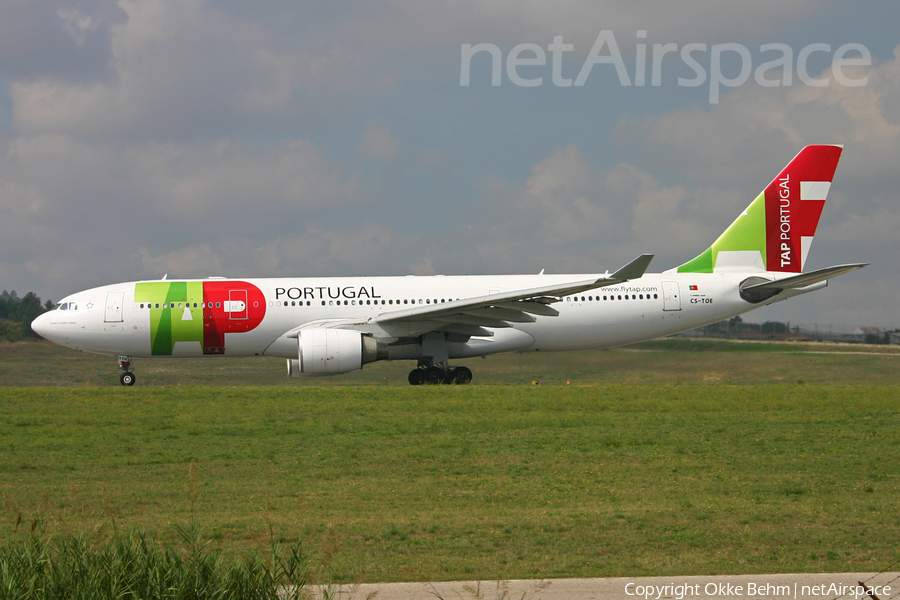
[286,329,384,377]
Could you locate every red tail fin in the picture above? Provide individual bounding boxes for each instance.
[764,144,842,273]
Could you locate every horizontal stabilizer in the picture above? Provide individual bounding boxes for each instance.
[740,263,868,303]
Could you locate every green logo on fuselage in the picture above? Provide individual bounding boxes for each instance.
[135,282,204,355]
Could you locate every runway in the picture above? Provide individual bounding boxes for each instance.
[305,571,899,600]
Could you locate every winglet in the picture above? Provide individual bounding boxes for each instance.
[608,254,654,282]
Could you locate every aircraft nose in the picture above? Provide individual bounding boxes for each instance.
[31,313,49,339]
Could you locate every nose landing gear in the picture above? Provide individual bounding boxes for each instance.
[117,355,136,386]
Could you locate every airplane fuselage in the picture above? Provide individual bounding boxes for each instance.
[33,271,810,362]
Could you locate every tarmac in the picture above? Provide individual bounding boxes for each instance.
[304,572,899,600]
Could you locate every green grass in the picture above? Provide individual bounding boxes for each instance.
[0,384,898,583]
[2,339,899,387]
[0,524,308,599]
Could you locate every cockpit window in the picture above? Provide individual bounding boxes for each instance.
[55,302,77,311]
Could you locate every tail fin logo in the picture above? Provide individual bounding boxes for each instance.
[675,145,842,274]
[764,145,841,272]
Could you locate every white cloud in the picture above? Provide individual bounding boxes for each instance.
[56,7,99,47]
[466,145,746,271]
[817,204,900,246]
[133,224,403,281]
[138,244,225,278]
[338,0,830,55]
[8,0,843,143]
[357,124,402,162]
[617,45,900,185]
[409,257,438,276]
[0,133,375,295]
[520,145,615,242]
[10,0,391,140]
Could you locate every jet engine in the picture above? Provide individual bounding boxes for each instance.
[286,328,385,376]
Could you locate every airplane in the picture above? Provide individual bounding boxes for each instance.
[32,144,867,386]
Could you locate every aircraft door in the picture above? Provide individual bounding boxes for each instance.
[662,281,681,311]
[104,292,124,322]
[228,289,248,320]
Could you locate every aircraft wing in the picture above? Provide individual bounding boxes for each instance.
[371,254,654,334]
[740,263,868,303]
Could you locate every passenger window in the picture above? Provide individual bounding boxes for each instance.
[617,295,622,300]
[216,302,221,308]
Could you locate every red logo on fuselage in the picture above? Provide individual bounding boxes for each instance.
[201,281,266,354]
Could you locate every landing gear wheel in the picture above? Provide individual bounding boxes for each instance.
[424,366,445,385]
[120,372,136,386]
[450,366,472,385]
[408,369,426,386]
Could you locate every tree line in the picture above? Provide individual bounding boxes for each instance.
[0,290,53,342]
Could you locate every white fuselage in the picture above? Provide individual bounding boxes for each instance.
[32,271,806,361]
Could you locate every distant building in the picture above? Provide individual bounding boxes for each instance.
[853,326,885,344]
[852,327,884,336]
[890,332,900,346]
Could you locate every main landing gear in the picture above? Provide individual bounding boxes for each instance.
[117,355,136,386]
[407,361,473,385]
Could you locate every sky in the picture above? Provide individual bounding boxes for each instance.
[0,0,897,332]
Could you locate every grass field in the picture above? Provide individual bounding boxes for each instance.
[0,341,898,584]
[2,338,900,387]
